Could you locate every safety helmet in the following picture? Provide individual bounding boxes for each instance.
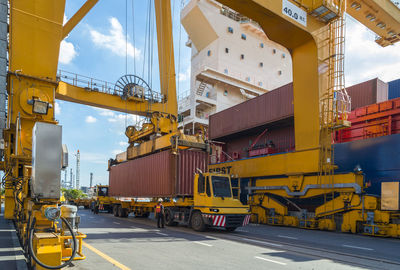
[158,198,163,202]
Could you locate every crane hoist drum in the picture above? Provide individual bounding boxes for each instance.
[114,74,156,101]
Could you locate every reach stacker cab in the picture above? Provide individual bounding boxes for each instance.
[189,173,250,231]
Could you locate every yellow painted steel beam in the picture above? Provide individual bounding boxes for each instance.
[62,0,99,39]
[9,0,66,79]
[56,81,165,116]
[218,0,325,152]
[346,0,400,46]
[154,0,178,117]
[249,173,363,199]
[209,149,320,177]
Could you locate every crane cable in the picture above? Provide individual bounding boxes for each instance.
[132,0,139,127]
[132,0,136,76]
[124,0,128,128]
[177,0,184,102]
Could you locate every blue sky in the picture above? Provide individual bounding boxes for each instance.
[58,0,191,187]
[57,0,400,188]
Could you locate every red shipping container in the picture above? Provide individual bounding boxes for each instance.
[379,101,393,111]
[209,79,387,140]
[218,124,295,161]
[109,149,207,197]
[335,97,400,143]
[346,78,388,110]
[367,104,379,114]
[355,107,367,117]
[209,83,293,140]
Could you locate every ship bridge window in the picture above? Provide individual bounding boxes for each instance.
[207,50,211,56]
[282,53,286,58]
[225,48,229,53]
[273,49,277,54]
[240,54,244,60]
[241,34,247,40]
[259,62,263,67]
[260,43,264,48]
[224,90,228,96]
[228,26,234,33]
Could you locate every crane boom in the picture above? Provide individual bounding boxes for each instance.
[346,0,400,47]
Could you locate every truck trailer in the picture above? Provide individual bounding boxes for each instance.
[103,149,250,232]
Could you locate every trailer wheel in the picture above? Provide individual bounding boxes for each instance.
[165,209,178,226]
[191,211,206,232]
[225,227,237,232]
[118,207,129,218]
[113,205,120,217]
[121,208,129,218]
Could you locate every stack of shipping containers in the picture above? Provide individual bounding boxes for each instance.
[209,77,400,196]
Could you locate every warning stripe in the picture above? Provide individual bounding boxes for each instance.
[242,215,251,226]
[220,216,226,227]
[213,216,219,226]
[201,214,227,227]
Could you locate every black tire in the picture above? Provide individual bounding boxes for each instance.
[165,209,178,226]
[191,211,206,232]
[118,207,129,218]
[113,205,120,217]
[225,227,237,232]
[121,208,129,218]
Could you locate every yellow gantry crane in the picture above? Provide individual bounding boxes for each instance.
[209,0,400,237]
[1,0,201,268]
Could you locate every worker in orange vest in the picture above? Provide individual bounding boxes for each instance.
[155,198,165,228]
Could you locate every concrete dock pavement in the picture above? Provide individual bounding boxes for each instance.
[0,212,27,270]
[70,208,400,270]
[1,206,399,270]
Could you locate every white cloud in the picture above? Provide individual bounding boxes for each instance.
[59,40,77,64]
[178,67,191,82]
[345,16,400,86]
[111,149,124,156]
[100,110,115,117]
[85,115,97,123]
[106,113,139,126]
[119,141,128,147]
[89,17,141,59]
[63,14,68,25]
[55,102,61,115]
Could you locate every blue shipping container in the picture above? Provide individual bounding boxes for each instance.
[334,133,400,196]
[388,78,400,100]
